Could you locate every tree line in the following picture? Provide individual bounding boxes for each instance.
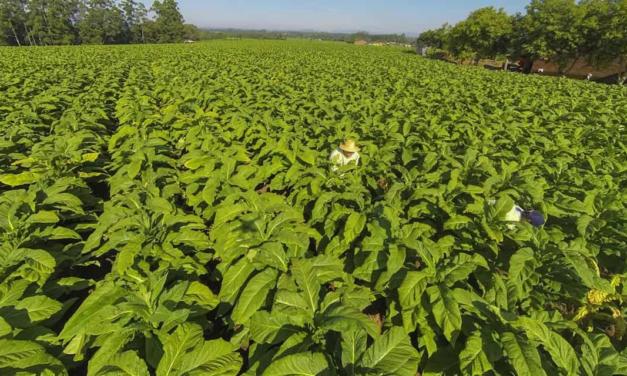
[0,0,199,46]
[196,29,411,45]
[349,32,410,44]
[0,1,414,47]
[417,0,626,76]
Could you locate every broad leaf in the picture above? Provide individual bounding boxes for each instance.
[360,327,419,376]
[262,352,331,376]
[232,268,278,324]
[501,331,546,376]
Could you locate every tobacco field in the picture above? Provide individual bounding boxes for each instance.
[0,40,625,375]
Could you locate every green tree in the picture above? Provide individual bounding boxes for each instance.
[46,0,80,44]
[447,7,513,62]
[0,0,27,46]
[27,0,80,45]
[516,0,585,74]
[416,24,451,50]
[151,0,185,43]
[579,0,627,83]
[25,0,48,45]
[141,19,158,43]
[182,23,199,40]
[121,0,148,43]
[78,0,126,44]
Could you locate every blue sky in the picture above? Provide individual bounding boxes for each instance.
[142,1,530,35]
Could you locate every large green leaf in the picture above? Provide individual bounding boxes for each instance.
[0,172,39,187]
[427,284,461,343]
[183,281,219,310]
[580,333,621,376]
[398,271,431,309]
[319,303,379,338]
[219,258,255,304]
[341,330,367,376]
[88,330,134,376]
[517,318,580,375]
[360,327,419,376]
[443,215,472,230]
[156,323,204,376]
[343,212,366,244]
[231,268,278,324]
[96,351,150,376]
[179,338,242,376]
[459,331,493,375]
[255,242,289,272]
[29,210,60,224]
[291,260,321,316]
[59,282,125,340]
[262,352,331,376]
[250,311,302,344]
[501,331,546,376]
[508,247,538,299]
[0,339,65,372]
[14,295,63,322]
[0,339,45,368]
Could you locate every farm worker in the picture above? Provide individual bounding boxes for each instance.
[505,205,545,229]
[330,139,360,171]
[488,199,545,229]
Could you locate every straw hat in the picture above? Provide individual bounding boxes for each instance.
[339,139,360,153]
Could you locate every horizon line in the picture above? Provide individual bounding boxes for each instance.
[199,26,420,37]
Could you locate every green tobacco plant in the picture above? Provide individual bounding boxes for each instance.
[0,40,625,375]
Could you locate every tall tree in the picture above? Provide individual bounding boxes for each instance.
[151,0,185,43]
[78,0,125,44]
[27,0,80,45]
[47,0,80,44]
[516,0,585,74]
[182,23,199,41]
[25,0,47,45]
[448,7,513,62]
[121,0,147,43]
[579,0,627,83]
[0,0,27,46]
[417,24,451,50]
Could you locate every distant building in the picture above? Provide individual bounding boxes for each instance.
[354,40,368,46]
